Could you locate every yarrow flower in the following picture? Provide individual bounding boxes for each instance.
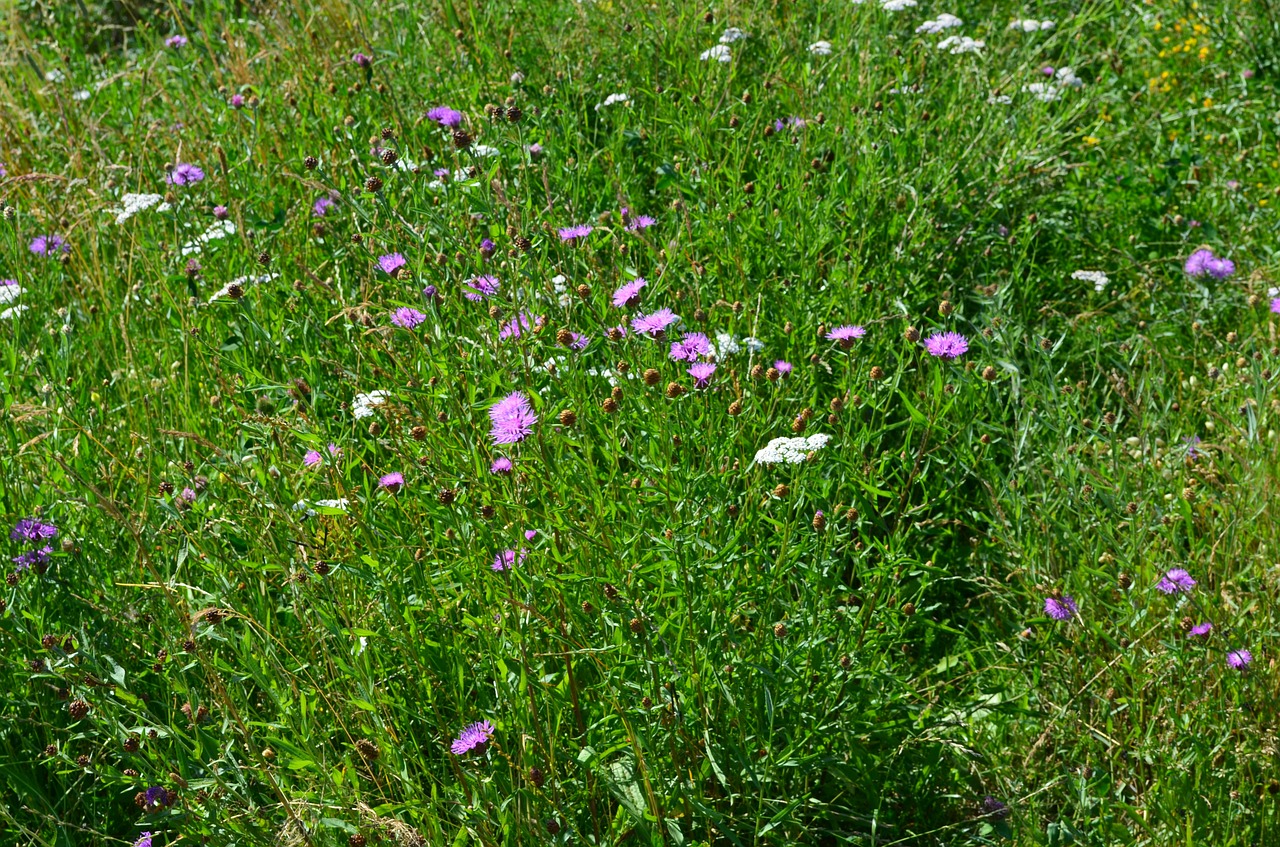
[352,390,390,419]
[427,106,464,127]
[29,234,69,256]
[391,307,427,329]
[720,27,748,43]
[808,40,833,55]
[492,548,527,572]
[688,362,717,387]
[489,391,537,445]
[490,457,513,475]
[379,471,404,492]
[558,224,593,242]
[937,35,984,54]
[167,163,205,185]
[701,44,732,62]
[924,331,969,359]
[596,93,630,110]
[632,308,679,337]
[1044,595,1078,620]
[115,193,165,224]
[670,332,711,362]
[451,720,495,755]
[1227,648,1252,669]
[0,281,21,305]
[464,274,500,301]
[754,433,832,464]
[1009,19,1054,31]
[1072,269,1110,292]
[916,13,963,33]
[378,253,407,275]
[1189,621,1213,637]
[1157,568,1196,594]
[613,278,647,308]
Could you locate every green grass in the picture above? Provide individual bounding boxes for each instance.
[2,0,1280,844]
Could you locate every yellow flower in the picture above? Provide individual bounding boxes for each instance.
[1199,46,1210,60]
[1202,96,1213,108]
[1084,136,1100,146]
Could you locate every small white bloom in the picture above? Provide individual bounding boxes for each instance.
[1056,66,1083,87]
[754,434,833,465]
[0,305,29,319]
[714,333,741,356]
[880,0,917,11]
[719,27,748,43]
[45,69,65,83]
[115,193,165,225]
[938,35,984,54]
[745,337,766,353]
[352,390,390,419]
[701,44,732,62]
[1072,270,1110,292]
[596,93,630,111]
[511,70,525,83]
[987,93,1013,105]
[180,219,236,256]
[72,89,90,101]
[916,13,963,33]
[0,284,24,305]
[808,40,833,55]
[207,272,279,303]
[472,144,499,157]
[1010,19,1054,31]
[1023,82,1061,102]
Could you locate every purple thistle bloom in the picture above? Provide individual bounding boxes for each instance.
[490,457,513,475]
[229,94,245,109]
[29,234,69,256]
[568,332,590,350]
[558,224,593,242]
[826,325,866,347]
[670,332,711,362]
[981,797,1010,820]
[312,196,334,217]
[492,548,527,572]
[143,786,169,809]
[11,518,57,542]
[304,449,323,467]
[391,307,427,329]
[352,52,372,68]
[167,163,205,185]
[1184,435,1201,459]
[631,308,679,337]
[489,391,537,445]
[423,284,438,300]
[212,205,229,220]
[450,720,494,755]
[379,471,404,492]
[525,529,538,540]
[774,360,793,376]
[13,546,52,570]
[924,331,969,360]
[1184,249,1215,276]
[178,487,197,504]
[688,362,717,387]
[427,106,463,128]
[1227,648,1253,669]
[433,167,450,179]
[165,34,188,48]
[499,312,537,341]
[1044,595,1078,621]
[1272,298,1280,314]
[613,277,648,308]
[328,442,341,456]
[378,253,407,275]
[464,274,500,301]
[626,215,656,232]
[1205,256,1235,279]
[480,238,496,258]
[1157,568,1196,594]
[1189,621,1213,637]
[526,142,543,158]
[134,832,155,847]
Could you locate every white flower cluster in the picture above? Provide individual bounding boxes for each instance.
[1025,67,1083,101]
[916,13,962,33]
[938,35,984,54]
[1072,270,1110,292]
[701,44,732,62]
[208,272,278,303]
[808,40,833,55]
[1009,19,1054,31]
[352,390,390,419]
[719,27,748,43]
[0,281,26,320]
[596,93,630,111]
[180,219,236,256]
[292,498,350,517]
[880,0,917,11]
[115,193,168,225]
[754,433,832,465]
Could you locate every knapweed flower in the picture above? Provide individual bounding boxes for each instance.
[480,237,495,258]
[626,215,656,232]
[774,360,793,376]
[981,797,1011,820]
[688,362,717,387]
[13,546,52,570]
[143,786,170,810]
[165,34,188,47]
[451,720,494,755]
[352,52,372,68]
[924,331,969,359]
[1185,249,1213,276]
[313,196,334,217]
[490,457,513,475]
[1157,568,1196,594]
[670,332,711,362]
[1044,595,1078,620]
[391,307,427,329]
[558,224,593,242]
[1271,298,1280,314]
[1189,622,1213,638]
[1227,648,1252,669]
[754,434,831,464]
[167,163,205,185]
[212,205,229,220]
[492,548,527,572]
[133,832,155,847]
[826,325,866,348]
[427,106,463,127]
[613,278,647,308]
[524,529,538,541]
[701,44,732,62]
[304,449,323,467]
[379,472,404,492]
[631,308,679,337]
[378,253,407,275]
[29,234,69,256]
[489,391,537,445]
[567,332,590,350]
[1206,256,1235,279]
[808,40,833,55]
[499,312,537,341]
[229,94,245,109]
[11,518,57,542]
[464,274,500,301]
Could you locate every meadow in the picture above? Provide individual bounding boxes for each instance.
[2,0,1280,844]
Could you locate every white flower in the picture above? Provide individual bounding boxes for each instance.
[916,13,963,33]
[208,272,278,303]
[352,391,390,419]
[808,40,833,55]
[45,69,65,83]
[72,89,90,101]
[1009,19,1054,31]
[745,336,766,353]
[719,27,748,43]
[880,0,917,11]
[114,193,165,224]
[511,70,525,83]
[1072,270,1110,292]
[701,44,732,62]
[596,93,630,111]
[180,219,236,256]
[1056,67,1083,87]
[0,284,24,305]
[472,144,499,157]
[1023,82,1060,102]
[754,434,833,465]
[987,93,1013,105]
[293,498,350,517]
[938,35,984,54]
[0,305,28,319]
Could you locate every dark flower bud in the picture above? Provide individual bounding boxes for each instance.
[304,155,319,170]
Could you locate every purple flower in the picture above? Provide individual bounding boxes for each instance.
[178,487,196,504]
[490,457,513,475]
[423,285,438,300]
[492,548,526,572]
[826,325,866,347]
[1271,298,1280,314]
[1041,65,1055,76]
[464,274,500,301]
[450,720,494,755]
[391,307,427,329]
[29,235,69,256]
[1157,568,1196,594]
[626,215,656,232]
[379,471,404,492]
[923,331,969,359]
[688,362,717,387]
[981,797,1010,820]
[1044,595,1078,621]
[499,312,538,341]
[1206,256,1235,279]
[1184,249,1215,276]
[567,332,590,350]
[1189,622,1213,637]
[489,391,537,445]
[0,163,6,178]
[558,224,593,242]
[165,34,188,48]
[670,332,711,362]
[774,360,793,376]
[631,308,679,336]
[134,832,155,847]
[313,196,335,217]
[212,205,229,220]
[526,142,544,158]
[1227,648,1253,669]
[1184,435,1201,459]
[427,106,463,128]
[613,278,647,308]
[480,238,496,259]
[353,52,372,68]
[229,94,245,109]
[167,163,205,185]
[304,449,323,467]
[11,518,57,542]
[13,546,52,570]
[524,529,537,540]
[433,167,450,179]
[378,253,407,275]
[143,786,169,809]
[328,443,341,456]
